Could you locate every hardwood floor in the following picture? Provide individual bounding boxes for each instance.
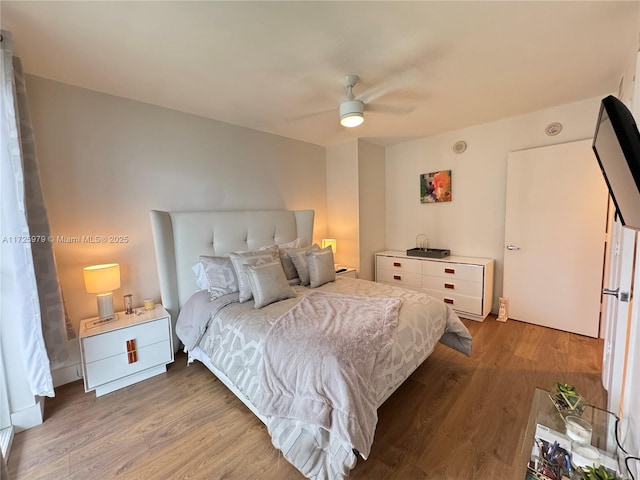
[7,316,606,479]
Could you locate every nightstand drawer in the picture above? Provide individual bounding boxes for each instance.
[422,261,483,282]
[83,318,170,363]
[84,340,172,390]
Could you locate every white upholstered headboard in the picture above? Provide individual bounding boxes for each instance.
[149,209,314,338]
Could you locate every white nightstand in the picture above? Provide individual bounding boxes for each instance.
[79,305,174,397]
[336,267,356,278]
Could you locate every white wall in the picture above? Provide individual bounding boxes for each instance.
[358,140,386,281]
[26,75,328,329]
[385,96,605,311]
[326,140,360,271]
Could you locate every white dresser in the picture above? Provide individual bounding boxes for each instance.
[375,251,494,321]
[79,305,174,396]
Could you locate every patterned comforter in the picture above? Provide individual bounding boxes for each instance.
[178,277,471,479]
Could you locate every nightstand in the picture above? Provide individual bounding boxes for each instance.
[79,305,174,397]
[336,267,356,278]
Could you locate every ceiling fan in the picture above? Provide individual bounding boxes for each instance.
[339,73,416,128]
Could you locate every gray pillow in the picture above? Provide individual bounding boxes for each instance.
[307,247,336,288]
[198,255,238,299]
[287,244,321,286]
[229,246,279,302]
[243,261,295,308]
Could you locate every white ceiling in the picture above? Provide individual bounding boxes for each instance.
[2,1,639,147]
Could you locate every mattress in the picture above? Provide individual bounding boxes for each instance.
[178,277,471,479]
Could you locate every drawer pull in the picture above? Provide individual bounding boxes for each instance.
[444,268,455,274]
[126,339,137,364]
[444,283,455,289]
[444,298,454,305]
[393,275,402,280]
[393,262,402,267]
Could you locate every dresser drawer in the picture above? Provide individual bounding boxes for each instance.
[376,255,422,274]
[84,340,172,390]
[422,261,483,282]
[377,268,422,288]
[423,289,482,316]
[83,318,170,363]
[422,275,483,297]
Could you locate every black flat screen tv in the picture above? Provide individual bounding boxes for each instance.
[592,95,640,230]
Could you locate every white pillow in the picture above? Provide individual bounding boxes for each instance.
[287,244,321,286]
[192,262,209,291]
[198,255,239,299]
[243,261,294,308]
[307,247,336,288]
[229,246,279,302]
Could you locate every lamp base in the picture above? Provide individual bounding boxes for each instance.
[96,292,115,320]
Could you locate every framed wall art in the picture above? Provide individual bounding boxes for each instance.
[420,170,452,203]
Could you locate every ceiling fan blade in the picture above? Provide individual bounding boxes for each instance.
[284,108,334,122]
[365,104,415,115]
[358,65,423,104]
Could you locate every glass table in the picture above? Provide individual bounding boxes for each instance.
[520,388,626,480]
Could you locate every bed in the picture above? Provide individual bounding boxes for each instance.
[150,209,472,479]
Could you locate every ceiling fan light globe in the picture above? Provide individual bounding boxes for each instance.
[340,113,364,128]
[339,99,364,128]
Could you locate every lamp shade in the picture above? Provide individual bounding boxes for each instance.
[83,263,121,294]
[321,238,337,253]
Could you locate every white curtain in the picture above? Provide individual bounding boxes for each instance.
[1,30,69,397]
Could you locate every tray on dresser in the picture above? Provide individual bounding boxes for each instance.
[406,247,450,258]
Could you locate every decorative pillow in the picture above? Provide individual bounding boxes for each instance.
[259,238,301,250]
[307,247,336,288]
[261,239,301,280]
[192,262,209,291]
[287,244,321,286]
[229,246,279,302]
[243,261,295,309]
[198,255,239,299]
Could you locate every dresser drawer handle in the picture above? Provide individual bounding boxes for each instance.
[393,262,402,267]
[444,298,454,305]
[126,339,137,364]
[128,351,138,364]
[444,268,455,274]
[393,275,402,280]
[444,283,455,289]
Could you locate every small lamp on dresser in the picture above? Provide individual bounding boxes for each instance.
[83,263,121,320]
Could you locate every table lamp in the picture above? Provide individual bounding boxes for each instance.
[321,238,337,252]
[83,263,121,320]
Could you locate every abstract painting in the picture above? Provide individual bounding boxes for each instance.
[420,170,452,203]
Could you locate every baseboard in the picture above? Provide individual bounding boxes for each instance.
[11,396,44,432]
[52,362,83,387]
[0,426,13,459]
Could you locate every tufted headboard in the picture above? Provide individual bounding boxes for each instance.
[149,209,314,340]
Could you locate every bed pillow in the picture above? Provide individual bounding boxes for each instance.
[198,255,239,299]
[261,239,301,280]
[307,247,336,288]
[286,244,321,286]
[243,261,295,309]
[229,246,279,302]
[192,262,209,291]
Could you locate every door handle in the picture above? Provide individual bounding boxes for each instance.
[603,288,630,302]
[505,244,521,250]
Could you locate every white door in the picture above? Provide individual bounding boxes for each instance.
[503,140,609,337]
[601,221,635,414]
